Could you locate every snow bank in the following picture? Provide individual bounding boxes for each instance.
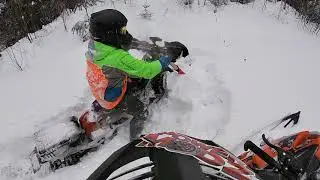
[0,0,319,179]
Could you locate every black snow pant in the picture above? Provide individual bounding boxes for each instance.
[120,74,166,140]
[124,78,149,140]
[120,94,146,141]
[91,79,148,141]
[92,74,166,141]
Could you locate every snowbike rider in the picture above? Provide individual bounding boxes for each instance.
[83,9,189,140]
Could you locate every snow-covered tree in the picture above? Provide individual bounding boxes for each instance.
[72,19,90,42]
[0,3,4,14]
[140,1,152,19]
[0,0,100,49]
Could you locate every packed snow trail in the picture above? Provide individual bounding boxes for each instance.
[0,0,320,179]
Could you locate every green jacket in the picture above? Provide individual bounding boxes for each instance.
[89,41,162,79]
[86,40,162,102]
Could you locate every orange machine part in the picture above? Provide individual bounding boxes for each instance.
[292,131,310,150]
[79,111,97,136]
[252,146,277,169]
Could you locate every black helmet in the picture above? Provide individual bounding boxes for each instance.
[89,9,133,49]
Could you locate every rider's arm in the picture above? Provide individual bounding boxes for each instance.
[116,50,162,79]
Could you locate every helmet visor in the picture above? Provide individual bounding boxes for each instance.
[120,26,127,35]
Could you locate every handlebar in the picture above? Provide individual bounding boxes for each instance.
[244,140,281,170]
[130,37,188,74]
[244,134,303,179]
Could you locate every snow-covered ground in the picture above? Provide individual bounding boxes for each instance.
[0,0,319,179]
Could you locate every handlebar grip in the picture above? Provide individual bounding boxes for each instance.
[169,63,179,71]
[244,140,281,169]
[169,63,185,75]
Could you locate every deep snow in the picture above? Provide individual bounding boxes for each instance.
[0,0,319,179]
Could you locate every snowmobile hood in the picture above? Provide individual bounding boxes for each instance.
[87,132,259,180]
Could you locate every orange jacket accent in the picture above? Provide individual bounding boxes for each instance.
[86,60,127,109]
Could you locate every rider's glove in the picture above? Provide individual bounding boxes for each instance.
[159,56,173,72]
